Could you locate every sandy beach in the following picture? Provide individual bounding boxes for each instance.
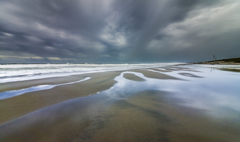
[1,0,240,141]
[0,71,121,124]
[0,65,240,142]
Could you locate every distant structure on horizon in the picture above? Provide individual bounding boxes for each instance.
[212,54,217,61]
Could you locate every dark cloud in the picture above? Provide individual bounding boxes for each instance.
[0,0,239,63]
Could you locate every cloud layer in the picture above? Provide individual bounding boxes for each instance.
[0,0,239,63]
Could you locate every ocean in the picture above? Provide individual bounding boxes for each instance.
[0,63,179,83]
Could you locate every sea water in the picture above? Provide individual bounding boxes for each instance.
[0,63,178,83]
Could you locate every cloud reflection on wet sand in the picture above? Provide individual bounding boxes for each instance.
[1,65,240,142]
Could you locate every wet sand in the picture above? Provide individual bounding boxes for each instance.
[1,65,240,142]
[123,73,145,81]
[0,71,121,124]
[89,90,240,142]
[130,69,181,80]
[219,68,240,73]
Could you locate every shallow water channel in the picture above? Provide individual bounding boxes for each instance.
[0,65,240,142]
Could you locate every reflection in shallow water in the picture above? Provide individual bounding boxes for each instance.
[159,66,240,119]
[1,65,240,141]
[0,77,90,100]
[178,72,203,78]
[219,68,240,73]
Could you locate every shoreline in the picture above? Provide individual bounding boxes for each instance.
[189,57,240,65]
[1,64,240,125]
[0,65,188,124]
[0,71,121,124]
[1,65,240,141]
[0,63,180,84]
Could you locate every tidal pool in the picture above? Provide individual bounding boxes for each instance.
[0,65,240,142]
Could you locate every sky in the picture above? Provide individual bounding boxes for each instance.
[0,0,240,63]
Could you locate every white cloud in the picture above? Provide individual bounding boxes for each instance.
[148,0,240,51]
[2,32,14,37]
[100,14,127,48]
[25,35,43,42]
[44,46,55,51]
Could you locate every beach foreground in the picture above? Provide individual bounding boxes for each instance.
[0,65,240,142]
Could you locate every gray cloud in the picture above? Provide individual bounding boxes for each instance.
[0,0,239,63]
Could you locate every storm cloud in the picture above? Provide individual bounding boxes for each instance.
[0,0,239,63]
